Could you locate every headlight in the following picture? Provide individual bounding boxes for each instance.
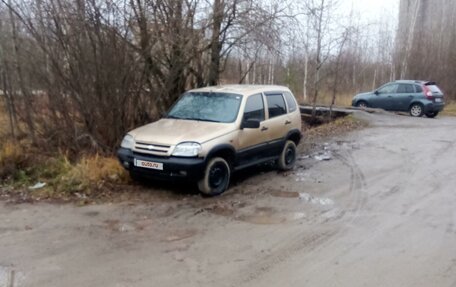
[172,142,201,157]
[120,134,135,150]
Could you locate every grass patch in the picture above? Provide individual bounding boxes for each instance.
[0,141,129,202]
[442,102,456,116]
[303,114,367,143]
[299,92,354,107]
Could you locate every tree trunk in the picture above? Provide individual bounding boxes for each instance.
[207,0,224,86]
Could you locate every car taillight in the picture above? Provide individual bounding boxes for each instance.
[423,85,433,99]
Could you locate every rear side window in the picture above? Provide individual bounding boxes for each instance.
[397,84,415,93]
[377,84,398,94]
[415,85,423,93]
[243,94,265,122]
[284,92,297,112]
[266,94,287,118]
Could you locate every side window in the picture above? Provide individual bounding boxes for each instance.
[266,94,287,118]
[243,94,265,122]
[377,84,398,94]
[397,84,415,93]
[284,92,297,112]
[415,85,423,93]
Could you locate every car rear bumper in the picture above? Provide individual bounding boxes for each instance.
[424,102,445,113]
[117,148,205,181]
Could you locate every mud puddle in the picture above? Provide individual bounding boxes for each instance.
[271,191,334,206]
[236,207,306,225]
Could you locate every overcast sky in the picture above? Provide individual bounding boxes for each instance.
[344,0,399,19]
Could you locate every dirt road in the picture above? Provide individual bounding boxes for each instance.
[1,112,456,287]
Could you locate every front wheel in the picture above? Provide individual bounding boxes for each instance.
[278,140,297,171]
[425,112,439,118]
[198,157,231,196]
[356,101,368,108]
[409,103,424,117]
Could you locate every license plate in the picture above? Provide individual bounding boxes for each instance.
[435,98,442,102]
[134,159,163,170]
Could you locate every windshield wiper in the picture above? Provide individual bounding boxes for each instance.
[182,117,221,123]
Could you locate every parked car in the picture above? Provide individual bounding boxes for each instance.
[118,85,302,196]
[352,80,445,118]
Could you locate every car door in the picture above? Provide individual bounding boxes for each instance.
[392,83,415,111]
[263,93,289,157]
[236,93,269,165]
[371,83,399,110]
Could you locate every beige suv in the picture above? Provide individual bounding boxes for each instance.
[118,85,302,195]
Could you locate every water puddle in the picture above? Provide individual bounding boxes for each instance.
[271,191,334,206]
[270,191,300,198]
[236,207,306,225]
[295,172,308,182]
[298,193,335,206]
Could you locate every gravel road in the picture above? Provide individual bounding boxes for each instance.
[1,112,456,287]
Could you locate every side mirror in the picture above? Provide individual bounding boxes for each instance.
[374,90,379,95]
[241,119,260,129]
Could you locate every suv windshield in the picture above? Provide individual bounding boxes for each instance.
[167,92,243,123]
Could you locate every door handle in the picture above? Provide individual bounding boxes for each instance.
[285,120,292,125]
[261,126,268,132]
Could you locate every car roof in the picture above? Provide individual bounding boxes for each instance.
[394,80,437,85]
[189,85,291,96]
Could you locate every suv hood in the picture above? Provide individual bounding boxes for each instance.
[129,119,237,145]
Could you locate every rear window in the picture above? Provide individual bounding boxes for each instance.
[265,94,287,118]
[284,92,297,112]
[427,85,442,93]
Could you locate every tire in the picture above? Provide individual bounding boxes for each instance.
[409,103,424,117]
[356,101,368,108]
[425,112,439,118]
[278,140,297,171]
[198,157,231,196]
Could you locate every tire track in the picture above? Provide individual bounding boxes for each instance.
[228,147,368,287]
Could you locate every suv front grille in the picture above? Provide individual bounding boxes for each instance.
[134,141,171,156]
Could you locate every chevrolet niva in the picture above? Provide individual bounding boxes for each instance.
[118,85,302,196]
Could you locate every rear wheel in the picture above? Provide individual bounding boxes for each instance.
[198,157,231,196]
[425,112,439,118]
[356,101,368,108]
[278,140,297,171]
[409,103,424,117]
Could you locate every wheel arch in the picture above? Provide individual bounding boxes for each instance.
[205,144,236,167]
[356,99,368,107]
[408,101,424,110]
[286,129,302,146]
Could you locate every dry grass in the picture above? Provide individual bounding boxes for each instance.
[0,140,26,180]
[305,114,367,139]
[58,155,129,193]
[442,102,456,116]
[298,92,354,107]
[0,101,8,138]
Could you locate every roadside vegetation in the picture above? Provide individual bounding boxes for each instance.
[442,102,456,117]
[0,0,455,201]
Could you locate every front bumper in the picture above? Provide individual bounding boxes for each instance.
[117,148,206,181]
